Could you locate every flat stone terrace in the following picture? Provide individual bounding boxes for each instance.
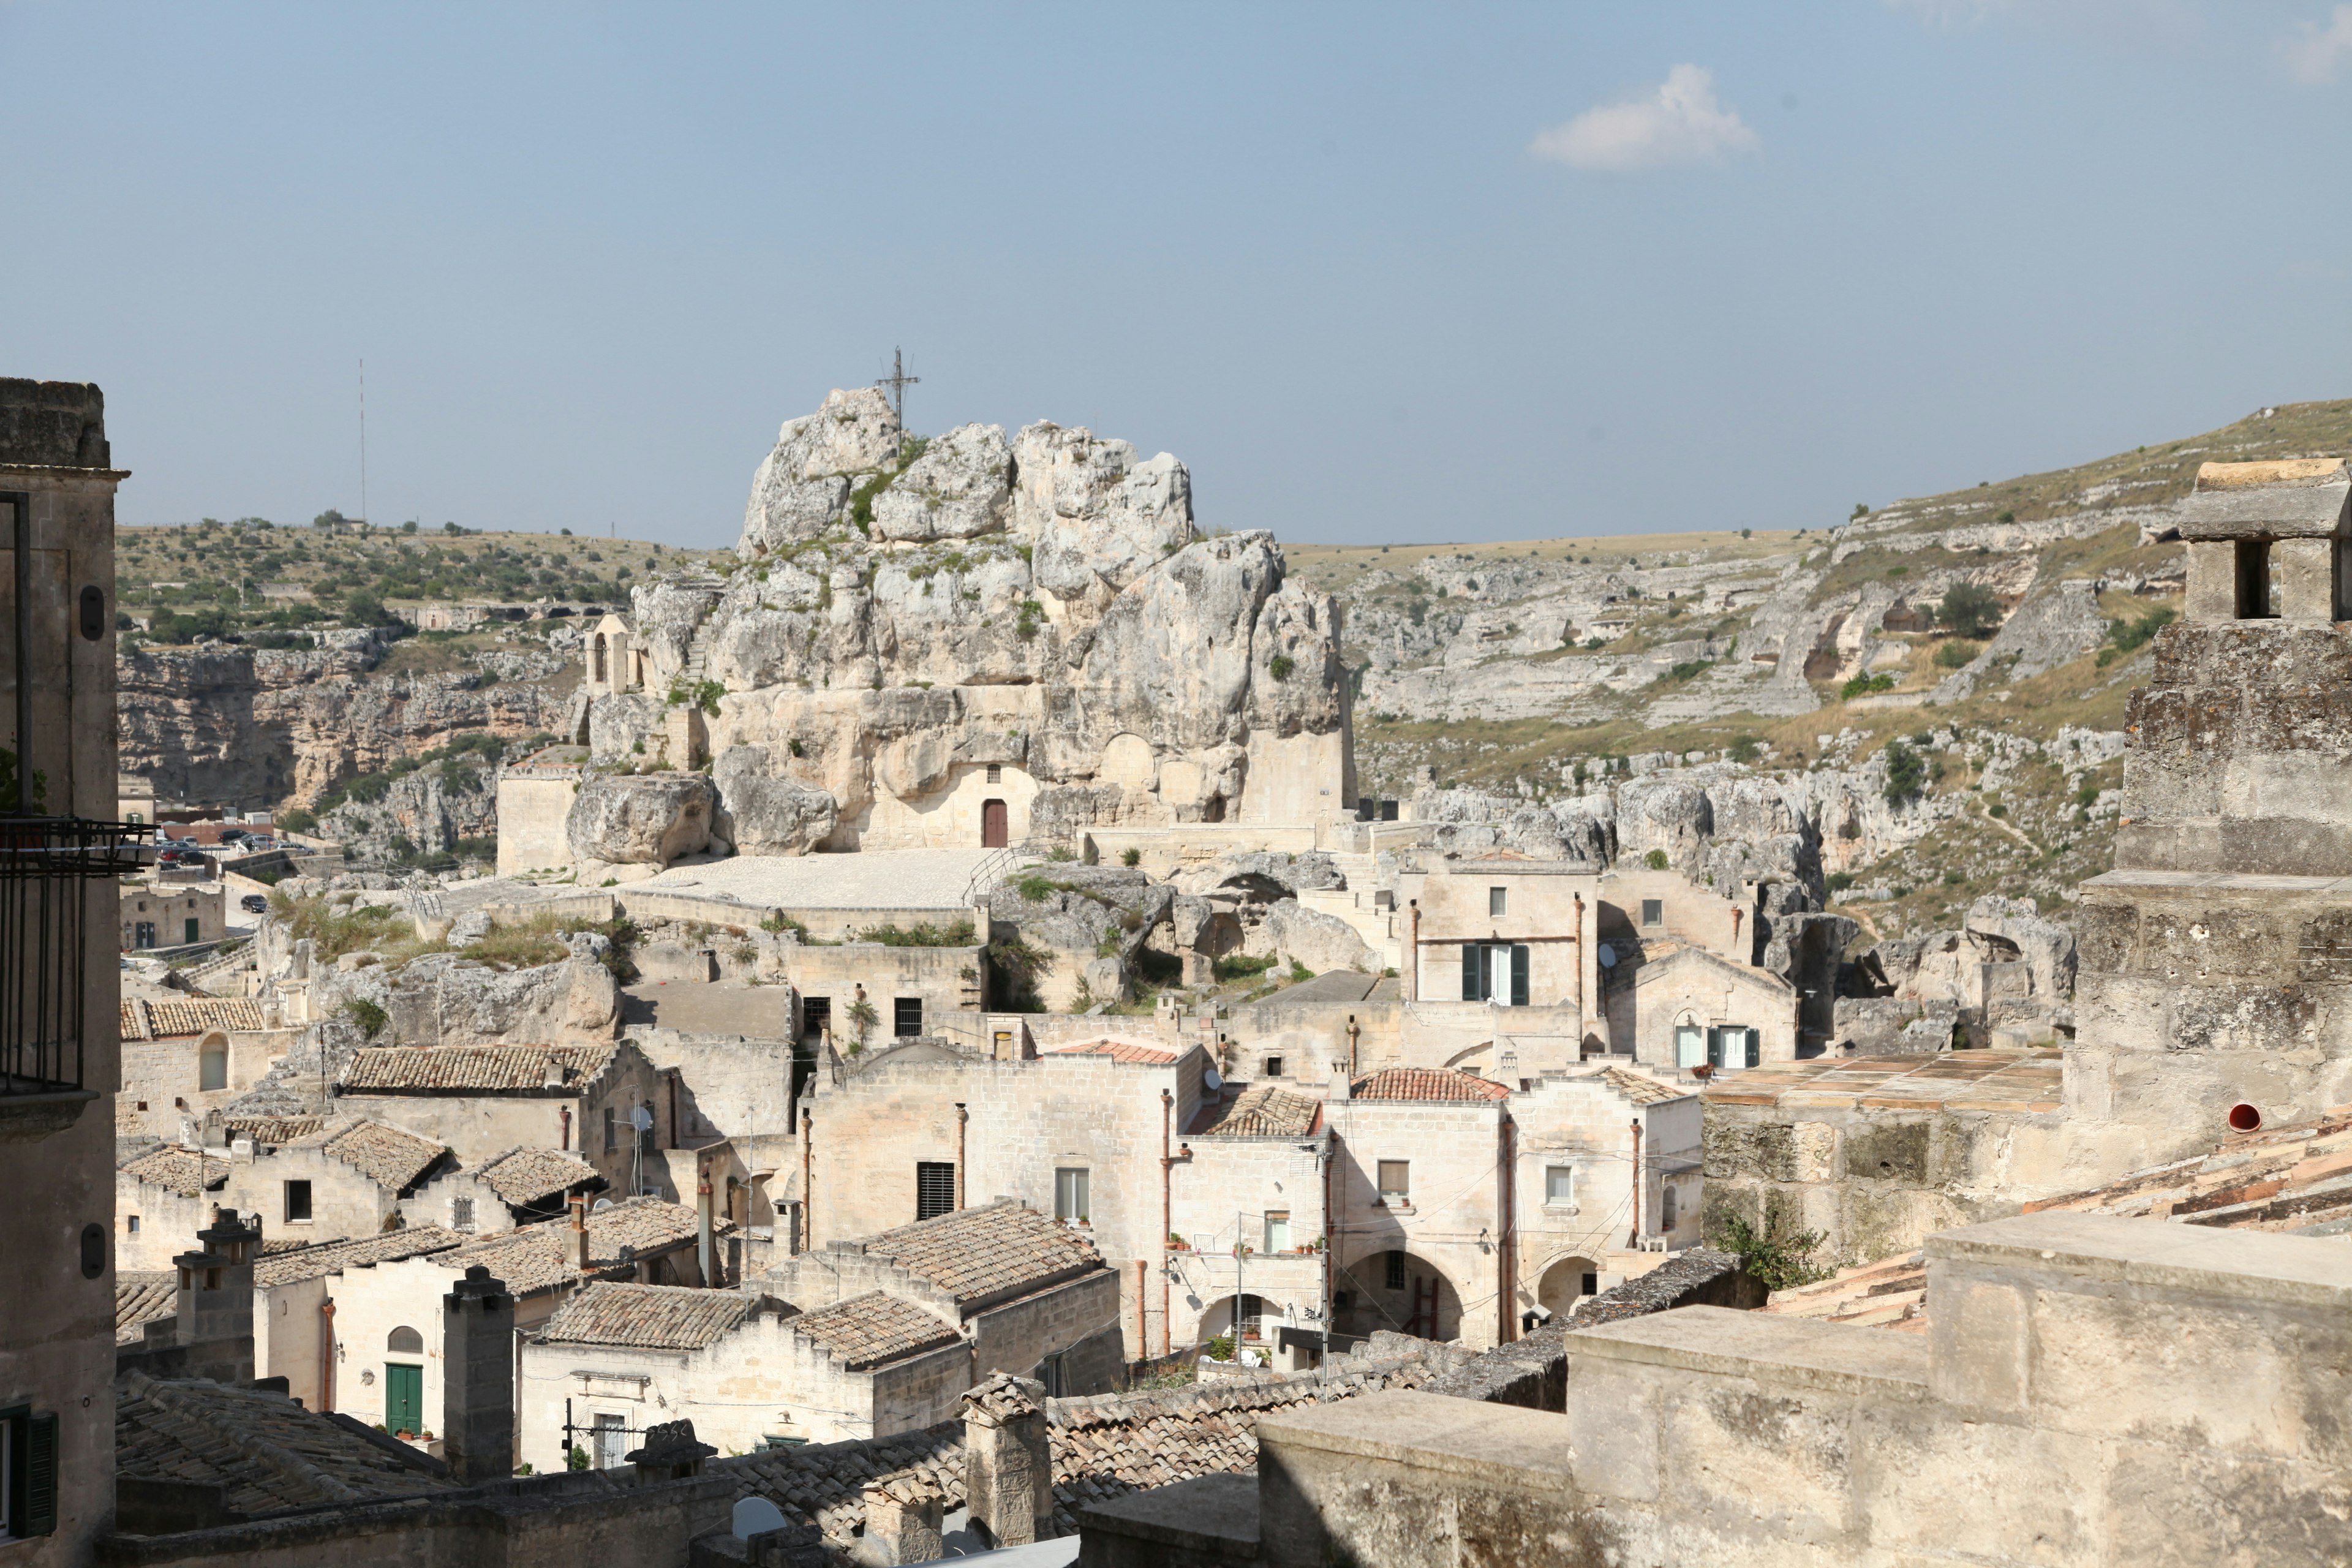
[631,848,999,911]
[1703,1047,2064,1114]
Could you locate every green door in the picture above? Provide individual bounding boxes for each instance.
[185,917,201,944]
[385,1363,423,1435]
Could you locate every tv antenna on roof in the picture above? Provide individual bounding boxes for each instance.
[875,347,920,428]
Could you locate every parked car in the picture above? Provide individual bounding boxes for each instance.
[217,827,250,844]
[239,894,270,916]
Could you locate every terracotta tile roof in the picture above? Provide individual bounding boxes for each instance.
[119,1143,228,1197]
[1597,1066,1690,1107]
[115,1370,456,1515]
[117,1272,177,1344]
[290,1118,447,1191]
[141,998,268,1038]
[714,1345,1446,1546]
[858,1199,1104,1308]
[539,1282,754,1351]
[121,1000,149,1041]
[435,1197,707,1297]
[1766,1104,2352,1334]
[789,1291,962,1369]
[1703,1047,2064,1115]
[224,1115,325,1145]
[472,1147,603,1205]
[1349,1067,1512,1104]
[1046,1039,1180,1066]
[253,1226,466,1287]
[339,1042,614,1093]
[1193,1082,1323,1137]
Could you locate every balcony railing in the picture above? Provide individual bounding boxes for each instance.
[1,817,149,1111]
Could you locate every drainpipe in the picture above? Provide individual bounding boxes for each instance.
[1134,1260,1147,1363]
[559,1106,571,1152]
[801,1107,815,1253]
[1345,1015,1360,1079]
[1627,1117,1643,1251]
[319,1299,337,1412]
[1320,1142,1335,1351]
[696,1158,714,1287]
[1159,1090,1174,1356]
[954,1103,967,1212]
[1731,907,1744,960]
[1498,1114,1515,1344]
[1573,894,1586,1037]
[667,1071,680,1149]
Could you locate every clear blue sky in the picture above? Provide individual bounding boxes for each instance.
[9,2,2352,547]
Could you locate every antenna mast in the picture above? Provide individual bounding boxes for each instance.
[358,358,369,526]
[875,347,921,428]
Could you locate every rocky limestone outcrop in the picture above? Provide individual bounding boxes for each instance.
[1929,577,2108,703]
[316,758,496,865]
[1257,898,1378,976]
[585,392,1352,862]
[986,865,1174,1009]
[119,631,572,809]
[566,774,715,870]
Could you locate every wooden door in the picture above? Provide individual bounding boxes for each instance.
[385,1362,423,1436]
[981,798,1008,848]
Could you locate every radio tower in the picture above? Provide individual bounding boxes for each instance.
[875,348,920,428]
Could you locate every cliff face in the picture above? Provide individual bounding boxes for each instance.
[586,388,1356,853]
[118,630,574,810]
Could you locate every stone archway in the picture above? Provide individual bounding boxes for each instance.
[1536,1254,1599,1319]
[1335,1248,1463,1341]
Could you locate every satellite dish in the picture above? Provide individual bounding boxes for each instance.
[1596,943,1618,969]
[592,1197,615,1212]
[733,1498,788,1540]
[628,1105,654,1131]
[1203,1068,1223,1091]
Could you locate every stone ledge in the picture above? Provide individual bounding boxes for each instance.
[2081,869,2352,895]
[1563,1305,1931,1399]
[1254,1390,1576,1491]
[1076,1472,1258,1559]
[1924,1211,2352,1309]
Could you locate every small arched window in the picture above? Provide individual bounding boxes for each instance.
[387,1325,423,1354]
[592,633,608,684]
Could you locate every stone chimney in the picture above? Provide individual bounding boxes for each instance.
[570,1192,590,1271]
[440,1265,514,1482]
[861,1472,945,1566]
[961,1374,1052,1547]
[170,1207,261,1384]
[627,1418,716,1481]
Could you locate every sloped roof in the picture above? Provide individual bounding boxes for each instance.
[142,997,269,1038]
[1597,1067,1690,1107]
[1046,1039,1181,1066]
[1349,1068,1512,1104]
[712,1343,1447,1546]
[788,1291,962,1369]
[339,1042,614,1093]
[121,1000,149,1041]
[224,1115,325,1144]
[253,1226,466,1287]
[117,1272,177,1344]
[858,1199,1103,1308]
[291,1118,447,1191]
[1629,942,1796,993]
[434,1197,707,1297]
[1765,1104,2352,1334]
[119,1143,228,1197]
[1706,1048,2064,1115]
[472,1147,603,1205]
[1193,1082,1323,1137]
[539,1283,753,1351]
[115,1370,455,1515]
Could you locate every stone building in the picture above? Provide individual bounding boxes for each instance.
[0,375,130,1566]
[116,995,293,1141]
[118,875,226,952]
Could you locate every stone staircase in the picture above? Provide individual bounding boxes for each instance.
[1302,850,1400,970]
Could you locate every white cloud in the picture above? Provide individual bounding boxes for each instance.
[1529,65,1759,173]
[2288,5,2352,82]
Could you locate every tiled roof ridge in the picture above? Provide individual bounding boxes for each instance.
[252,1226,466,1287]
[1349,1066,1513,1102]
[472,1145,602,1204]
[118,1371,365,1506]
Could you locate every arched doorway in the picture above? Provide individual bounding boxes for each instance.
[1334,1250,1463,1341]
[197,1031,228,1093]
[981,798,1008,848]
[592,633,607,685]
[1536,1255,1600,1319]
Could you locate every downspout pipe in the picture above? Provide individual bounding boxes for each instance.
[696,1158,714,1286]
[319,1299,336,1413]
[1498,1114,1515,1344]
[1627,1117,1643,1251]
[1159,1089,1173,1357]
[954,1103,967,1212]
[801,1107,814,1253]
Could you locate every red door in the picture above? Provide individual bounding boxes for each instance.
[981,799,1008,848]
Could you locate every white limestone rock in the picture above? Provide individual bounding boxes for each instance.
[710,745,839,856]
[870,423,1012,543]
[741,387,903,551]
[1011,423,1195,603]
[565,773,715,867]
[1261,898,1378,976]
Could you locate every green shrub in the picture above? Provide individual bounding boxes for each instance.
[1839,671,1896,700]
[1988,802,2007,818]
[344,997,388,1039]
[1643,849,1670,872]
[1714,1213,1830,1292]
[277,807,318,835]
[1934,639,1981,669]
[1728,737,1762,764]
[1826,871,1856,894]
[1213,953,1276,983]
[1937,582,2003,639]
[860,920,977,946]
[1120,846,1142,868]
[1016,874,1056,903]
[1668,659,1711,682]
[1883,741,1928,805]
[1943,869,1966,886]
[1288,959,1314,982]
[1267,654,1295,681]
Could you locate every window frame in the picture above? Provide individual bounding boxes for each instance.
[1376,1159,1411,1205]
[1488,886,1507,918]
[1384,1251,1406,1291]
[1054,1166,1091,1224]
[1640,899,1664,928]
[1263,1210,1291,1254]
[0,1402,59,1539]
[1544,1165,1574,1207]
[284,1179,313,1224]
[914,1161,956,1221]
[892,997,924,1038]
[1262,1055,1284,1079]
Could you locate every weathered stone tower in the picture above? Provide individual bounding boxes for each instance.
[440,1264,515,1482]
[2070,457,2352,1178]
